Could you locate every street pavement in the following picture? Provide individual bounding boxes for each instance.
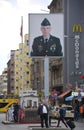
[0,113,84,130]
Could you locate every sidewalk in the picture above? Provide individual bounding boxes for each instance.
[2,120,71,130]
[28,127,69,130]
[27,123,70,130]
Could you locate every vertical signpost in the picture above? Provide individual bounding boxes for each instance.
[29,14,64,104]
[44,57,49,103]
[20,16,24,107]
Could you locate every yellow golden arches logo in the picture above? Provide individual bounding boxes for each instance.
[72,24,82,32]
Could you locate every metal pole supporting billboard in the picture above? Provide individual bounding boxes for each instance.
[44,57,49,103]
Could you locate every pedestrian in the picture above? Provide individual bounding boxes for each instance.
[18,107,25,121]
[31,18,63,57]
[13,102,20,122]
[7,105,14,122]
[74,102,79,121]
[56,104,68,128]
[37,99,49,128]
[79,105,84,121]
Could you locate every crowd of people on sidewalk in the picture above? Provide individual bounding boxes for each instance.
[37,98,68,128]
[37,98,84,128]
[6,97,84,127]
[7,102,25,123]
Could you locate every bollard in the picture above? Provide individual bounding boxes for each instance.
[5,111,8,121]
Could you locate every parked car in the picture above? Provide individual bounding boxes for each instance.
[49,104,74,126]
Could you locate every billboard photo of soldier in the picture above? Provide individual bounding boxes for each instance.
[29,13,64,57]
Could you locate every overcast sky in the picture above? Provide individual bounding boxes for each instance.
[0,0,51,74]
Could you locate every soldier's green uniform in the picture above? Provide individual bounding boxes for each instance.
[31,18,63,56]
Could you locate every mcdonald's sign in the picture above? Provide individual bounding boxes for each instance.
[72,24,82,33]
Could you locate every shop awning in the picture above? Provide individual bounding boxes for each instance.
[65,95,74,101]
[58,90,72,99]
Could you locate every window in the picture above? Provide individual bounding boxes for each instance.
[26,71,29,74]
[27,81,29,84]
[0,103,8,108]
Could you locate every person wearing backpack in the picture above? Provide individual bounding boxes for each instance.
[56,104,68,128]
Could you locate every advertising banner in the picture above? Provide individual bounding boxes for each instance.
[29,13,64,58]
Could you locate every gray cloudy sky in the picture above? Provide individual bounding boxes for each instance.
[0,0,52,74]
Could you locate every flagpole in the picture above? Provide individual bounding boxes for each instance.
[20,16,23,43]
[20,16,24,107]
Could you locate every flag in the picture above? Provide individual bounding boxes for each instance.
[80,75,84,79]
[20,16,23,43]
[20,24,23,37]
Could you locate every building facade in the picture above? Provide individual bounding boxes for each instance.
[7,34,32,95]
[48,0,84,91]
[7,50,15,94]
[30,58,44,96]
[0,68,8,94]
[64,0,84,88]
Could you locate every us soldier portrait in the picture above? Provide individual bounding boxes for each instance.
[30,18,63,56]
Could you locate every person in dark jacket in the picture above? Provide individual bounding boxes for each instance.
[13,102,20,122]
[56,104,68,128]
[31,18,63,57]
[38,99,49,128]
[74,102,79,121]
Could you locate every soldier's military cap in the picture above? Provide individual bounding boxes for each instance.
[41,18,51,26]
